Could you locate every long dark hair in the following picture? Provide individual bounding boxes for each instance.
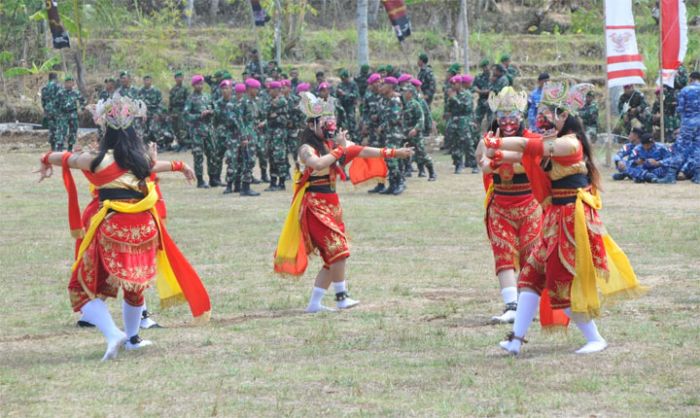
[488,118,524,137]
[299,117,329,156]
[90,126,151,180]
[557,112,601,189]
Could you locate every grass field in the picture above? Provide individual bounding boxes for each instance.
[1,149,699,417]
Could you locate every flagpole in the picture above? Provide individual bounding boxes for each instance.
[604,2,612,168]
[659,1,666,143]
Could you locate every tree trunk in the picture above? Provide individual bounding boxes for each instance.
[209,0,219,20]
[369,0,381,27]
[185,0,195,28]
[459,0,470,70]
[274,0,282,64]
[357,0,369,66]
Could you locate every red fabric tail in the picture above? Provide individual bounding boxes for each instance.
[61,153,83,238]
[521,136,551,204]
[349,157,388,185]
[151,174,167,220]
[82,162,127,186]
[539,291,570,328]
[160,226,211,318]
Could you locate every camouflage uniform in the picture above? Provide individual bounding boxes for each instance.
[354,70,370,101]
[363,90,383,147]
[474,71,492,132]
[579,101,599,143]
[55,87,85,151]
[214,96,253,186]
[446,88,475,170]
[139,86,163,144]
[184,91,216,184]
[264,95,290,183]
[286,92,304,169]
[417,64,437,106]
[41,80,61,150]
[616,89,649,134]
[337,80,359,137]
[404,95,433,173]
[240,94,267,182]
[169,84,190,147]
[379,94,405,187]
[505,65,520,86]
[651,87,679,141]
[146,107,175,148]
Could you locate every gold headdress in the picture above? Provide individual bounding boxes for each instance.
[298,92,335,120]
[488,86,528,113]
[540,81,594,115]
[88,93,147,130]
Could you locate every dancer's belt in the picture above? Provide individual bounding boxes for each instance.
[307,175,336,193]
[551,174,590,205]
[99,188,145,201]
[493,173,531,196]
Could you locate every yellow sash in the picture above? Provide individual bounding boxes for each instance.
[571,188,647,318]
[273,171,310,275]
[484,183,494,209]
[73,182,184,307]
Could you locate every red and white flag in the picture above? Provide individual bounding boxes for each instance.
[660,0,688,87]
[605,0,646,87]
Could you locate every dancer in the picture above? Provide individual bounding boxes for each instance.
[274,92,413,312]
[37,95,210,361]
[476,87,543,324]
[485,82,645,355]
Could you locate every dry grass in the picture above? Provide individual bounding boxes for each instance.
[0,147,699,417]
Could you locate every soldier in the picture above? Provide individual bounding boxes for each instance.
[55,75,85,152]
[240,78,269,184]
[473,60,492,134]
[628,133,671,183]
[98,77,116,101]
[612,127,644,181]
[650,85,678,141]
[578,90,600,144]
[41,72,61,150]
[207,70,224,102]
[355,64,371,99]
[445,75,470,173]
[286,81,307,172]
[417,53,436,106]
[184,75,216,188]
[378,76,406,195]
[169,71,190,151]
[336,69,359,138]
[460,74,479,173]
[442,63,462,151]
[138,75,163,145]
[363,73,388,193]
[674,64,689,91]
[245,49,263,81]
[411,78,436,180]
[500,54,520,86]
[116,71,139,98]
[289,68,301,91]
[147,106,175,149]
[490,64,510,97]
[616,84,649,135]
[262,81,289,191]
[402,82,436,182]
[527,72,549,132]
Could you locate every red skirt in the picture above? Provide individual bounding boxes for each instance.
[486,193,543,274]
[518,202,608,309]
[68,210,159,311]
[300,192,350,268]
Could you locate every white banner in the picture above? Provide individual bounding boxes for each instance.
[605,0,646,88]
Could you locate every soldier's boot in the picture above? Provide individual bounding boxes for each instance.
[368,183,386,194]
[427,163,437,182]
[209,177,223,187]
[251,177,262,184]
[657,170,677,184]
[233,179,241,193]
[223,181,235,194]
[240,182,260,197]
[278,177,286,191]
[196,175,210,189]
[611,173,626,181]
[265,176,279,192]
[471,165,480,174]
[379,178,396,195]
[392,175,406,195]
[417,164,426,177]
[261,170,270,183]
[454,162,464,174]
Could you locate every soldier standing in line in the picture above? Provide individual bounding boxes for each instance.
[416,53,436,106]
[411,78,437,180]
[138,75,163,146]
[377,77,406,195]
[402,82,436,182]
[473,59,493,134]
[579,91,600,144]
[336,69,360,138]
[460,74,479,173]
[116,71,143,137]
[355,64,371,101]
[41,72,61,150]
[285,80,305,173]
[442,63,462,152]
[500,54,520,86]
[55,75,85,152]
[445,75,466,173]
[363,73,388,194]
[184,75,216,188]
[240,78,268,184]
[245,49,264,81]
[262,81,290,191]
[169,71,190,151]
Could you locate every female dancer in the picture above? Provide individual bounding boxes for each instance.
[476,87,543,324]
[274,93,414,313]
[37,96,210,361]
[484,82,645,355]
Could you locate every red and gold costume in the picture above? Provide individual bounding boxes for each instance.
[484,130,543,274]
[274,140,386,275]
[60,151,210,321]
[517,134,645,318]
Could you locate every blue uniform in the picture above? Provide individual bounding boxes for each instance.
[628,143,670,182]
[612,142,636,178]
[527,87,542,131]
[661,82,700,183]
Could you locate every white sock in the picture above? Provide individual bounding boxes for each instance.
[511,292,540,348]
[333,281,347,294]
[122,301,143,339]
[573,317,605,343]
[308,287,326,308]
[501,287,518,305]
[81,299,123,342]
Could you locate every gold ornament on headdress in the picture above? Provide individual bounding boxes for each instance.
[540,81,594,115]
[488,86,528,113]
[298,92,336,120]
[88,92,147,130]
